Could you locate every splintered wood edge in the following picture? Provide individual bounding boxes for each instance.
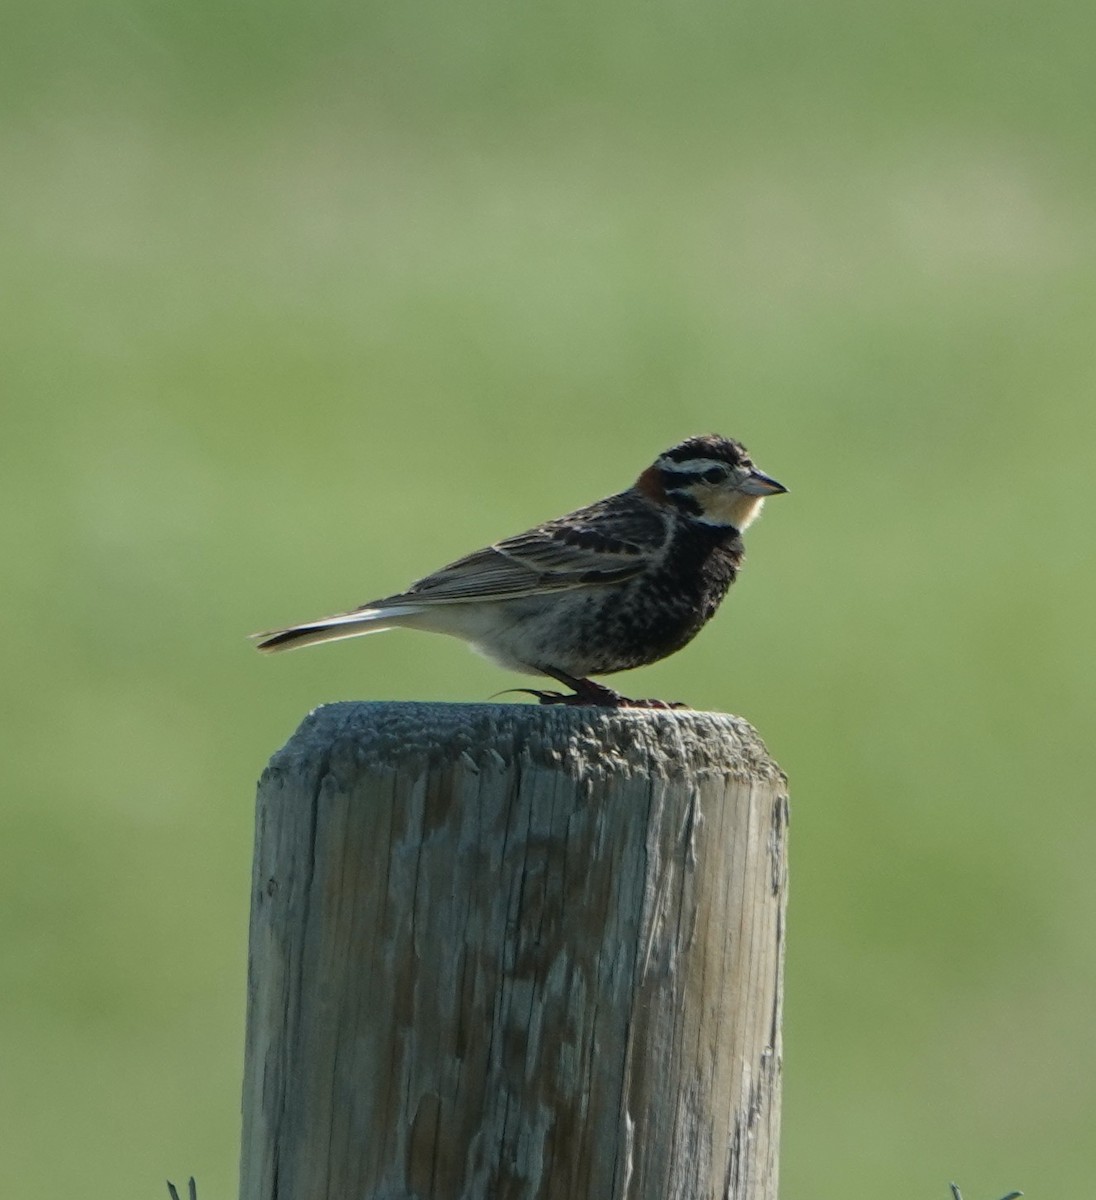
[261,701,787,787]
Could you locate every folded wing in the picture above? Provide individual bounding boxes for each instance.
[373,494,665,607]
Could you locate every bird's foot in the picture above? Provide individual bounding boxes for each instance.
[492,677,688,709]
[526,685,688,710]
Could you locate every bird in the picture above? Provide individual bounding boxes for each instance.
[254,434,786,707]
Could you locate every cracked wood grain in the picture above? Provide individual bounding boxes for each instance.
[239,702,788,1200]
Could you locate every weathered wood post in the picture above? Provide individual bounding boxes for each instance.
[239,701,788,1200]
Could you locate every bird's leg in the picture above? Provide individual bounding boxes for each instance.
[516,668,621,706]
[531,669,688,710]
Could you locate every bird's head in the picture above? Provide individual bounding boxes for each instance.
[635,434,787,531]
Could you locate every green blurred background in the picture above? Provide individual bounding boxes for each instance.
[2,1,1094,1196]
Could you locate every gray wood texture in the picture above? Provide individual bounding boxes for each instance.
[239,701,788,1200]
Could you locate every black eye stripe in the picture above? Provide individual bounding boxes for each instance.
[657,470,693,490]
[659,466,727,489]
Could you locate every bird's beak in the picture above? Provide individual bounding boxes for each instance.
[739,469,788,496]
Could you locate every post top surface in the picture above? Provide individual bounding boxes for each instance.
[265,701,784,784]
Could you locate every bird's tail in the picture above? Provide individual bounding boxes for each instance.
[252,604,425,653]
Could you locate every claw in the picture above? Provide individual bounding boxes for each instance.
[487,687,586,705]
[487,688,564,702]
[488,686,689,710]
[538,690,689,710]
[536,690,604,706]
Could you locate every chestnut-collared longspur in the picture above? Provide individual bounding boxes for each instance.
[255,434,786,707]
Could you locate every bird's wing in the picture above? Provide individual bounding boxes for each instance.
[370,494,666,607]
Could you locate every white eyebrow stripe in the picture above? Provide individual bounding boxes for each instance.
[656,457,731,473]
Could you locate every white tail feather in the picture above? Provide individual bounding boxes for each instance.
[253,604,425,653]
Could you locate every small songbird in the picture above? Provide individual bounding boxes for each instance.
[255,434,786,707]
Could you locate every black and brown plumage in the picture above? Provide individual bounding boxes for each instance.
[254,434,786,707]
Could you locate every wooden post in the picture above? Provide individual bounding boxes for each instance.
[239,701,788,1200]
